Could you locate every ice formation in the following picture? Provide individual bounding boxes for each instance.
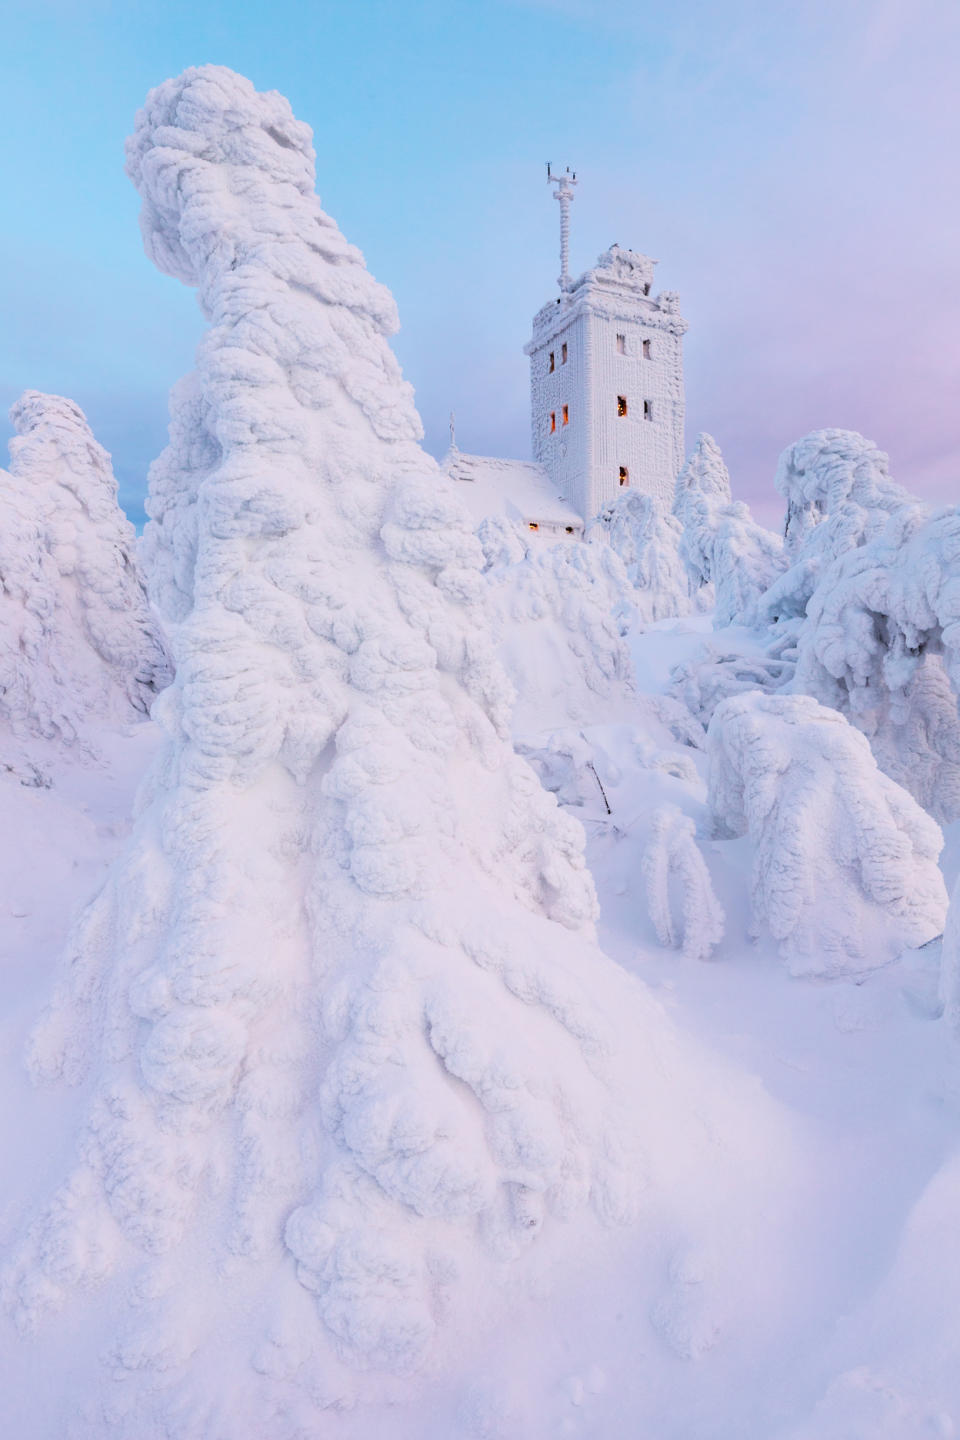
[642,804,724,962]
[707,692,948,976]
[0,391,170,757]
[6,67,788,1428]
[591,489,694,622]
[673,433,786,627]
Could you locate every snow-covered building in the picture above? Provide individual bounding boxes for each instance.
[445,167,687,534]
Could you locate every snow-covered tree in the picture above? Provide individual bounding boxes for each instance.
[790,503,960,822]
[642,804,724,961]
[0,391,170,755]
[673,433,786,627]
[7,68,782,1426]
[707,692,947,976]
[592,489,695,622]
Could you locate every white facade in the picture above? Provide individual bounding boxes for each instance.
[524,245,688,523]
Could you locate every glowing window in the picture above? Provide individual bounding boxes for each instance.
[616,333,626,354]
[548,351,555,372]
[643,400,653,420]
[619,466,629,487]
[550,411,556,432]
[643,338,652,359]
[617,395,628,417]
[528,521,539,531]
[562,404,569,425]
[561,342,568,364]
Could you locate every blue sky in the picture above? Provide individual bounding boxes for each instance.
[1,0,958,524]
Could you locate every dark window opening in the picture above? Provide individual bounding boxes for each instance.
[642,338,652,359]
[550,411,556,433]
[643,283,651,295]
[616,333,626,354]
[565,525,574,533]
[617,395,628,417]
[643,400,653,420]
[561,342,568,364]
[562,404,569,425]
[619,466,629,487]
[548,351,555,373]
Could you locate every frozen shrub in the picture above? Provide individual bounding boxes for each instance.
[642,804,725,961]
[0,391,170,751]
[707,692,947,976]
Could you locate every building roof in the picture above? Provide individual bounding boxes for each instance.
[442,449,583,535]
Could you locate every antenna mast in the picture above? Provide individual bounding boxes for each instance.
[546,162,578,293]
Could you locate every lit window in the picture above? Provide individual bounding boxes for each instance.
[617,395,628,417]
[642,338,652,360]
[619,466,629,487]
[565,525,574,533]
[550,411,556,432]
[562,404,569,425]
[528,521,539,531]
[616,333,626,354]
[643,400,652,420]
[561,342,568,364]
[548,351,555,372]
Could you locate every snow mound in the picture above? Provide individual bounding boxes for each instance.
[5,66,799,1431]
[591,489,695,622]
[673,433,786,627]
[707,692,947,976]
[0,392,170,760]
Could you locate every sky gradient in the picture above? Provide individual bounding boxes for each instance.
[1,0,958,526]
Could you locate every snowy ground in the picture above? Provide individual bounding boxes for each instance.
[3,617,958,1439]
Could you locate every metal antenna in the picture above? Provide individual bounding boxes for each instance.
[546,162,578,293]
[449,410,457,451]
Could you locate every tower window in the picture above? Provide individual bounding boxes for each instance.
[642,338,652,359]
[617,395,628,417]
[643,283,651,295]
[562,404,569,425]
[561,342,568,364]
[548,351,555,373]
[550,411,556,433]
[565,525,574,533]
[619,466,629,487]
[616,333,626,354]
[528,522,539,531]
[643,400,653,420]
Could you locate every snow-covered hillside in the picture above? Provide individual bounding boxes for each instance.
[1,63,960,1440]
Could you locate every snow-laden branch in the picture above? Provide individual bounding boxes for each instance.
[642,804,725,961]
[674,433,786,627]
[0,391,170,753]
[707,692,947,976]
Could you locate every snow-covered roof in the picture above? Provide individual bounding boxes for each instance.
[442,448,583,537]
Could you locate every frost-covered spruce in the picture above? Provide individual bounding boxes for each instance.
[0,391,170,752]
[642,805,724,962]
[7,67,777,1417]
[673,433,786,627]
[592,489,695,622]
[790,503,960,822]
[707,692,947,976]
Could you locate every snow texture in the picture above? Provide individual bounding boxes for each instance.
[4,67,785,1429]
[642,804,724,961]
[673,433,786,628]
[0,392,170,761]
[707,692,948,976]
[591,489,695,622]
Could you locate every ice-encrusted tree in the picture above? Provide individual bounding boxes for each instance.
[642,805,725,962]
[758,429,920,625]
[592,489,695,622]
[673,433,786,627]
[7,68,777,1424]
[0,391,170,755]
[707,692,948,976]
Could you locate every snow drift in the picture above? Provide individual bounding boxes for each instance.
[707,692,947,976]
[6,66,798,1433]
[0,391,170,760]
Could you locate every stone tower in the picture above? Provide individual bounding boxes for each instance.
[524,170,688,524]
